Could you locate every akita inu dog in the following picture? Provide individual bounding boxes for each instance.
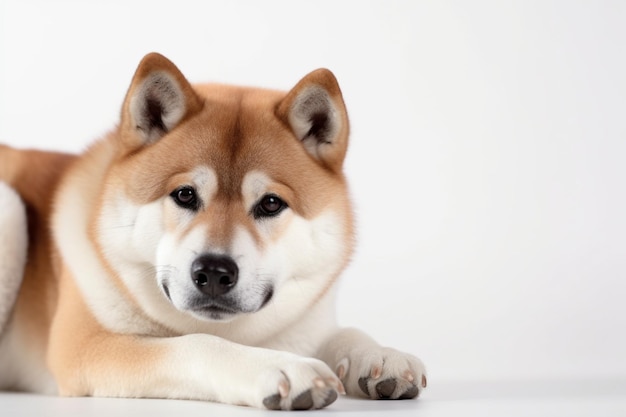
[0,53,426,410]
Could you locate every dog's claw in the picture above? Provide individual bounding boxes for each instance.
[403,370,415,383]
[278,379,290,397]
[332,378,346,395]
[335,357,349,381]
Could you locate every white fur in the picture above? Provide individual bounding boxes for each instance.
[51,157,344,351]
[155,226,210,314]
[240,170,272,208]
[53,144,166,335]
[0,319,57,394]
[0,182,27,336]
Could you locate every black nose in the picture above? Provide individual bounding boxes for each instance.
[191,254,238,296]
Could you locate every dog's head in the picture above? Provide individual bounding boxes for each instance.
[96,53,354,324]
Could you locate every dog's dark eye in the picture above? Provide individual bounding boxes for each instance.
[254,194,287,219]
[171,187,199,210]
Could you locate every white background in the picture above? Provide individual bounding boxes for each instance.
[1,0,625,405]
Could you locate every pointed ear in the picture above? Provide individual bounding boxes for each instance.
[120,53,203,148]
[276,68,349,171]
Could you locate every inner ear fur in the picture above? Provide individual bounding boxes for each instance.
[276,68,349,172]
[120,53,203,148]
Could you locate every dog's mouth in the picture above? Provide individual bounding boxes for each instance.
[192,304,239,321]
[161,282,274,321]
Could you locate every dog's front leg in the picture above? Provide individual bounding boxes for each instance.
[49,329,344,410]
[47,276,343,410]
[317,328,427,400]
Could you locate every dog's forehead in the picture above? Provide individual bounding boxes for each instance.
[120,85,340,218]
[176,90,315,193]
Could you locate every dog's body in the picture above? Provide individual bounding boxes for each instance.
[0,53,425,410]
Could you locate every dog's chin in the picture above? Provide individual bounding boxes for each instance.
[189,305,240,322]
[178,287,275,323]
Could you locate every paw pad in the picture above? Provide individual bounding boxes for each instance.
[262,394,282,410]
[375,378,397,398]
[292,390,314,410]
[358,376,421,400]
[262,373,341,411]
[263,388,338,410]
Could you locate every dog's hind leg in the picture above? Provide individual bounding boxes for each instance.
[0,181,28,337]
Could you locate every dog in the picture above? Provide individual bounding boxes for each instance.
[0,53,426,410]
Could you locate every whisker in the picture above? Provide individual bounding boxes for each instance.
[129,264,180,283]
[102,223,136,230]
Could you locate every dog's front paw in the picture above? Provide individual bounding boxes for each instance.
[336,347,426,400]
[259,357,344,410]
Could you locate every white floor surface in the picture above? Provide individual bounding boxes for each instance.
[2,378,625,417]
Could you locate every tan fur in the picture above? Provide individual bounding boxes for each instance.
[0,53,425,409]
